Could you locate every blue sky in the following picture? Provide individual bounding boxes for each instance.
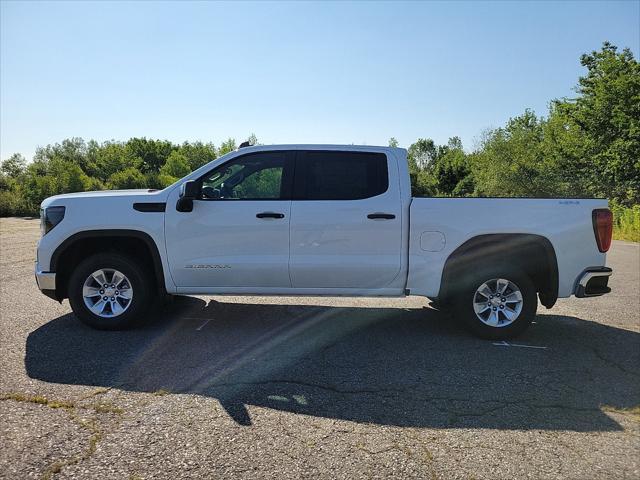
[1,1,638,161]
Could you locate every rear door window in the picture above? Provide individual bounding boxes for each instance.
[294,151,388,200]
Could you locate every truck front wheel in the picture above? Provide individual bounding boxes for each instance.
[453,267,537,339]
[68,253,154,330]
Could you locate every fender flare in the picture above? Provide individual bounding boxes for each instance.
[50,229,166,293]
[439,233,559,308]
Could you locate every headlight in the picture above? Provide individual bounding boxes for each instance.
[40,206,66,236]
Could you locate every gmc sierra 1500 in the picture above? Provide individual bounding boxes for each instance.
[35,145,613,339]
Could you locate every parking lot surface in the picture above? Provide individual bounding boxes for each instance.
[1,217,639,479]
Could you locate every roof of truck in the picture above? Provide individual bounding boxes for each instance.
[236,144,407,153]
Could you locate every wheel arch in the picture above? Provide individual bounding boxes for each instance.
[439,233,559,308]
[51,229,166,300]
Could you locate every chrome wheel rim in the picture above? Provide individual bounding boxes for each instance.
[82,269,133,318]
[473,278,523,328]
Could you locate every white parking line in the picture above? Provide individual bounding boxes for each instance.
[493,340,547,349]
[195,318,212,331]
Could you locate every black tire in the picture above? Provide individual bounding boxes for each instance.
[452,266,537,340]
[68,253,154,330]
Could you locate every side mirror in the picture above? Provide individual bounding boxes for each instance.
[176,180,199,212]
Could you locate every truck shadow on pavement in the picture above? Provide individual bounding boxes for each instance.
[25,297,640,431]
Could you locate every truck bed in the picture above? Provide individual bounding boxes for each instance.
[407,197,608,298]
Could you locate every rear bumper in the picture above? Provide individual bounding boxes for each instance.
[575,267,612,298]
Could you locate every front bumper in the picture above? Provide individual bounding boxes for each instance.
[35,270,56,290]
[575,267,612,298]
[35,269,58,300]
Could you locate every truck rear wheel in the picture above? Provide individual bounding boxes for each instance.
[68,253,154,330]
[453,267,537,339]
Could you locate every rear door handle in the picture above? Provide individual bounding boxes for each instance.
[256,212,285,219]
[367,213,395,220]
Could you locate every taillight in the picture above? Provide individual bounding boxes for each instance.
[592,209,612,253]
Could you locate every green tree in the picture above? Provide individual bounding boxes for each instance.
[160,151,191,179]
[406,138,438,196]
[432,139,473,196]
[1,153,27,177]
[94,141,141,182]
[33,138,91,172]
[246,133,259,146]
[21,158,93,210]
[178,141,217,171]
[125,138,174,173]
[551,42,639,205]
[218,138,237,156]
[107,167,147,189]
[471,110,562,197]
[408,138,439,169]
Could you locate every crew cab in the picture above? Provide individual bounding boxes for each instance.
[35,145,613,339]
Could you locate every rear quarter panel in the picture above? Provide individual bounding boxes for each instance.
[408,198,608,298]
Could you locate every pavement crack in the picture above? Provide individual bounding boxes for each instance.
[209,378,419,395]
[562,336,640,378]
[203,380,618,420]
[1,391,125,479]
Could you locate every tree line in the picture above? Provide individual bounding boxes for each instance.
[1,43,638,239]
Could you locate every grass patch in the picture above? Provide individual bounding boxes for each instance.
[1,391,125,415]
[611,203,639,242]
[0,392,74,409]
[602,404,640,421]
[92,402,125,414]
[153,389,171,396]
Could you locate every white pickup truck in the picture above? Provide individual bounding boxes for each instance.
[35,145,613,339]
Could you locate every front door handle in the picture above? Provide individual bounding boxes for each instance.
[367,213,395,220]
[256,212,285,219]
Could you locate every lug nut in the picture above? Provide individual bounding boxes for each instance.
[110,284,115,288]
[103,296,108,301]
[492,307,497,311]
[499,305,504,309]
[110,296,115,301]
[103,284,108,288]
[99,289,104,294]
[115,290,119,295]
[501,297,506,302]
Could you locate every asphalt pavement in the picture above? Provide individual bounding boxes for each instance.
[1,217,638,479]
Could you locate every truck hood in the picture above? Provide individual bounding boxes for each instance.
[40,189,164,208]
